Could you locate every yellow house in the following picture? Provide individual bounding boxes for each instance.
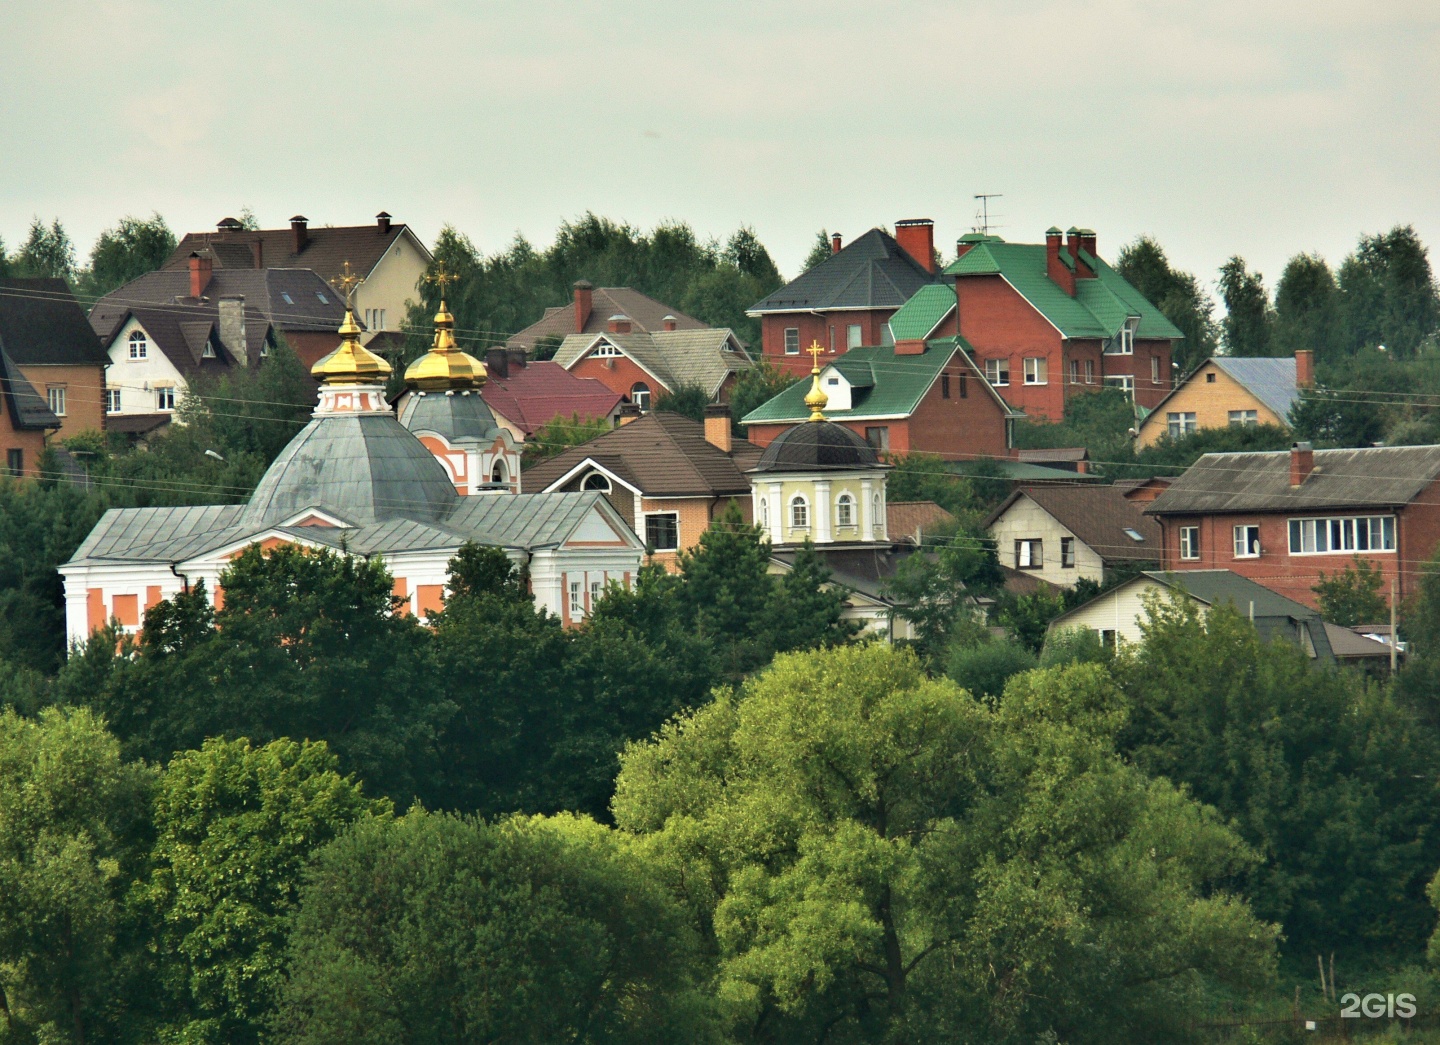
[1135,350,1312,448]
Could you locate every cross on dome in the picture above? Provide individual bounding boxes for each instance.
[804,339,829,422]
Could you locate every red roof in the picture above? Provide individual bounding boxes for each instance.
[480,361,623,436]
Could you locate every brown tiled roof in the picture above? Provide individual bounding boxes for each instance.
[554,328,753,396]
[106,412,174,436]
[507,287,707,352]
[523,411,759,497]
[164,218,426,284]
[0,279,107,366]
[887,501,957,543]
[986,484,1161,563]
[479,362,624,437]
[1000,565,1064,597]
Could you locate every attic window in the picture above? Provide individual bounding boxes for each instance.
[1123,528,1145,542]
[316,292,330,304]
[591,343,623,357]
[281,292,295,305]
[202,342,216,358]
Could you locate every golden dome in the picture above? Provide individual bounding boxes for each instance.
[403,297,487,391]
[804,339,828,422]
[311,308,393,385]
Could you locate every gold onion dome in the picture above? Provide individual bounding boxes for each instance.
[803,339,829,422]
[403,297,487,391]
[311,307,393,385]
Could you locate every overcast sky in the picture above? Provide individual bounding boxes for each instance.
[3,0,1436,303]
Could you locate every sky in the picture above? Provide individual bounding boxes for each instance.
[2,0,1437,303]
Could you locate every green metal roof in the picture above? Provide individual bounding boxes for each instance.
[943,239,1183,341]
[887,284,957,341]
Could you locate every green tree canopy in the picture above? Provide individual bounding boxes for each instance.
[1114,235,1219,373]
[1337,224,1440,357]
[1273,251,1341,360]
[1313,556,1388,627]
[1217,255,1274,356]
[12,217,77,282]
[83,213,177,298]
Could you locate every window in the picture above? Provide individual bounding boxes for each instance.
[1228,410,1258,426]
[491,460,507,484]
[1123,527,1145,543]
[1084,360,1095,383]
[1151,356,1161,383]
[630,382,651,412]
[865,426,889,452]
[281,292,295,305]
[581,471,611,492]
[1105,320,1137,355]
[1166,412,1197,439]
[1287,515,1396,555]
[156,387,176,411]
[260,341,268,357]
[1233,524,1261,558]
[316,291,330,304]
[105,388,121,413]
[759,498,768,528]
[958,370,967,398]
[784,327,800,355]
[591,342,622,357]
[1060,536,1075,568]
[128,330,147,359]
[941,373,950,399]
[590,579,604,610]
[790,495,809,529]
[1015,539,1043,569]
[836,493,855,527]
[1105,375,1135,398]
[1179,526,1200,560]
[569,581,585,619]
[1100,629,1117,649]
[202,342,216,358]
[645,513,679,552]
[874,493,882,533]
[5,449,21,477]
[984,358,1009,386]
[47,387,65,416]
[1206,371,1217,383]
[847,324,862,350]
[1023,357,1047,385]
[1069,359,1080,384]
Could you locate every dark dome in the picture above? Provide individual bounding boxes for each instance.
[755,421,879,472]
[398,389,503,443]
[241,414,458,527]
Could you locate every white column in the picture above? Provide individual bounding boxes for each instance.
[874,482,886,540]
[861,477,875,541]
[814,480,832,544]
[768,482,784,544]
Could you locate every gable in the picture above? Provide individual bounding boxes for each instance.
[564,505,633,547]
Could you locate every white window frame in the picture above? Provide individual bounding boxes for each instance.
[1084,359,1095,384]
[1151,356,1161,383]
[1287,515,1395,556]
[865,426,889,452]
[202,341,216,359]
[1023,357,1048,385]
[1179,526,1200,561]
[790,495,809,530]
[784,327,800,355]
[47,386,65,417]
[1166,411,1197,439]
[591,343,623,358]
[128,330,147,360]
[156,386,176,411]
[1015,538,1042,569]
[1060,536,1075,568]
[836,493,855,527]
[581,471,611,492]
[569,580,585,619]
[590,579,604,610]
[1228,409,1258,427]
[1069,359,1080,384]
[847,324,862,349]
[984,358,1010,386]
[1233,524,1261,559]
[1105,375,1135,398]
[630,383,651,412]
[644,512,680,552]
[105,388,121,413]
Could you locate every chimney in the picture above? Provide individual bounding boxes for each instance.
[188,252,212,299]
[1046,227,1075,296]
[831,232,843,255]
[485,347,509,380]
[704,403,733,453]
[1290,441,1315,487]
[1295,348,1314,389]
[506,347,527,371]
[376,211,392,233]
[894,219,936,273]
[607,314,632,334]
[894,338,927,356]
[662,314,678,332]
[617,403,642,426]
[290,215,309,254]
[573,280,593,332]
[216,217,243,233]
[1074,228,1097,279]
[251,239,263,269]
[218,297,247,367]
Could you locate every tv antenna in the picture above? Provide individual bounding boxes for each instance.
[973,194,1003,235]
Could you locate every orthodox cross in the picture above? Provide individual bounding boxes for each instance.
[807,339,825,372]
[330,261,365,309]
[425,260,459,297]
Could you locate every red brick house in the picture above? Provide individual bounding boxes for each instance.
[476,348,625,443]
[946,227,1182,418]
[553,315,752,410]
[1145,442,1440,610]
[747,223,942,377]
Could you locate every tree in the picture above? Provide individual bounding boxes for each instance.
[945,638,1037,700]
[677,503,776,678]
[1337,225,1440,357]
[653,385,710,421]
[764,539,857,654]
[728,358,798,435]
[1115,236,1219,373]
[444,541,528,603]
[996,586,1068,652]
[273,810,721,1043]
[138,737,387,1044]
[179,334,315,464]
[1313,556,1387,626]
[12,217,76,282]
[1217,255,1274,356]
[801,229,833,272]
[612,645,1276,1042]
[0,707,153,1044]
[522,412,611,464]
[84,213,177,298]
[885,531,1001,657]
[1273,252,1340,360]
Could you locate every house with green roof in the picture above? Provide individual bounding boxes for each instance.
[742,336,1019,461]
[945,227,1183,419]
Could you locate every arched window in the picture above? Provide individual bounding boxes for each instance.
[582,471,611,492]
[630,382,651,412]
[873,493,883,533]
[836,493,855,527]
[491,459,508,484]
[128,330,148,359]
[759,498,768,528]
[790,495,809,529]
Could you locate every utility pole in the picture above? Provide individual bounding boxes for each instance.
[1391,579,1398,673]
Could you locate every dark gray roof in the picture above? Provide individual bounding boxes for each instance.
[1211,357,1301,420]
[67,505,246,566]
[0,279,107,365]
[770,544,926,602]
[166,219,424,283]
[1147,445,1440,515]
[748,229,939,314]
[398,389,505,443]
[0,346,61,431]
[241,414,458,528]
[753,421,880,473]
[985,485,1161,563]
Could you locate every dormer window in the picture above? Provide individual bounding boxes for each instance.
[202,342,216,358]
[591,343,623,358]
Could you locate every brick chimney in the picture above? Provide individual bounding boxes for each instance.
[573,280,593,332]
[831,232,842,255]
[216,217,243,233]
[290,215,309,253]
[607,314,632,334]
[894,219,936,273]
[1046,227,1076,296]
[1295,349,1314,389]
[1074,228,1097,279]
[894,338,927,356]
[188,252,212,299]
[662,314,678,332]
[217,297,247,366]
[1290,441,1315,487]
[955,233,985,260]
[704,403,732,453]
[376,211,392,233]
[506,347,527,371]
[617,403,642,426]
[485,347,509,379]
[250,240,263,269]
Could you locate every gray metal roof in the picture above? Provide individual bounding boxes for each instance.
[66,505,246,565]
[1210,357,1300,420]
[445,491,616,548]
[1147,445,1440,515]
[398,389,505,443]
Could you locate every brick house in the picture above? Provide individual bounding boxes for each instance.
[476,348,625,444]
[748,223,942,377]
[553,315,753,410]
[0,278,109,439]
[946,227,1182,418]
[1135,351,1312,448]
[0,345,59,477]
[984,484,1161,589]
[1145,442,1440,609]
[507,282,709,355]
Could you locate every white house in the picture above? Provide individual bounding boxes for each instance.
[983,484,1161,588]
